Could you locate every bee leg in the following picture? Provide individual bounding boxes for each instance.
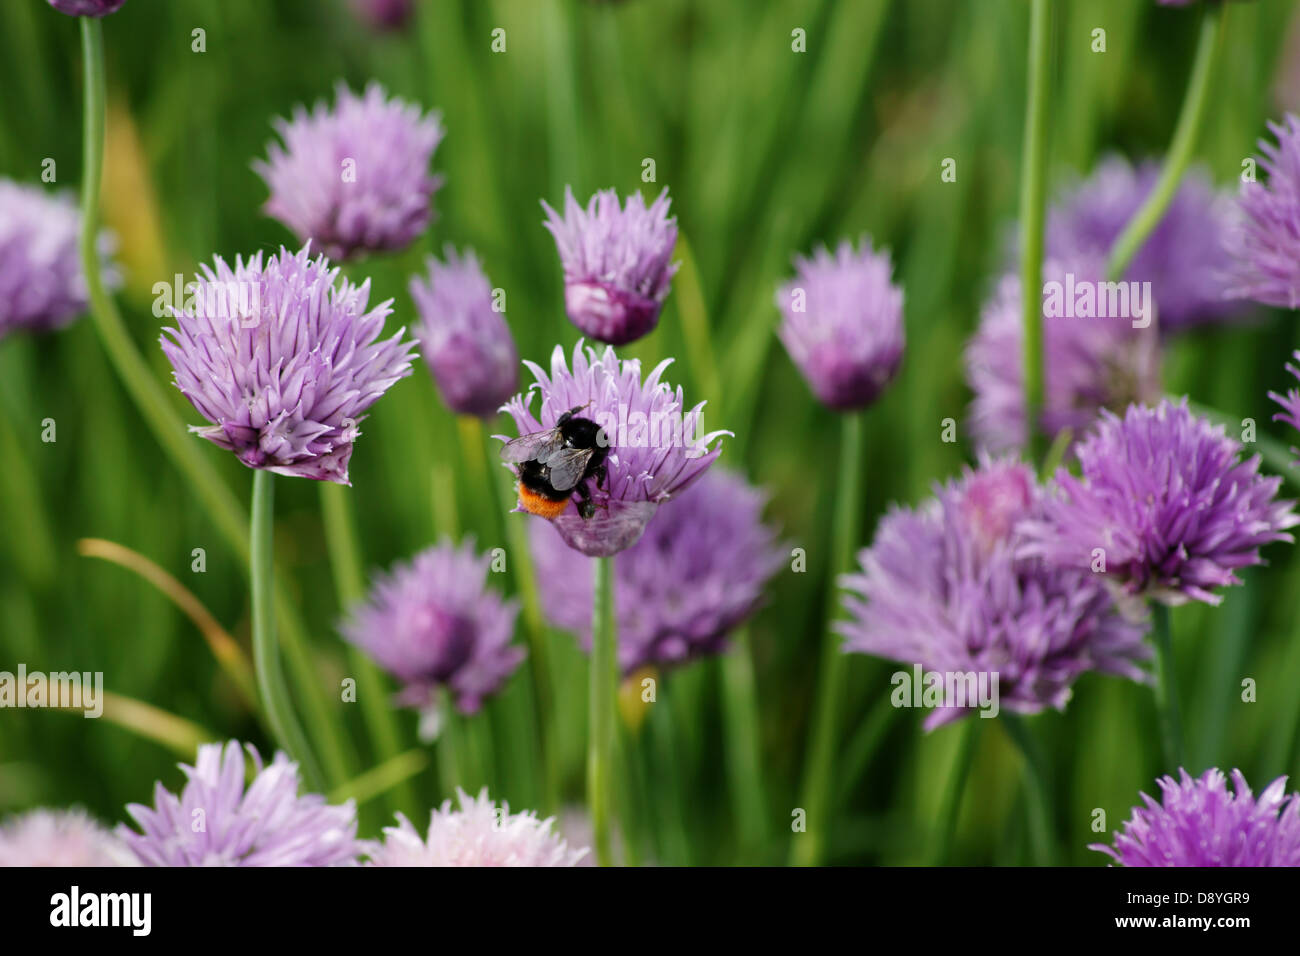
[574,481,596,520]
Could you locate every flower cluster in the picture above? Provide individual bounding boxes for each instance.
[775,238,905,411]
[840,458,1150,727]
[542,187,678,345]
[160,243,415,484]
[500,341,729,556]
[409,246,518,418]
[1045,156,1236,331]
[1092,769,1300,866]
[1271,351,1300,458]
[965,258,1161,455]
[117,741,361,867]
[0,809,132,866]
[1228,114,1300,309]
[365,789,587,866]
[530,469,785,673]
[342,539,524,717]
[47,0,126,16]
[0,180,118,339]
[254,82,444,260]
[1021,399,1298,606]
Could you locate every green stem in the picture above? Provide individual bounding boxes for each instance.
[250,471,324,790]
[78,18,246,568]
[674,231,770,849]
[473,417,556,811]
[617,723,647,868]
[77,19,351,787]
[588,555,618,866]
[1106,2,1227,283]
[274,589,354,787]
[320,482,417,818]
[1151,603,1186,771]
[1018,0,1053,466]
[791,411,864,866]
[835,693,898,804]
[0,403,57,588]
[436,692,464,798]
[721,630,770,853]
[329,750,428,810]
[675,234,723,408]
[930,719,980,866]
[1266,559,1300,777]
[649,688,693,866]
[1000,713,1054,866]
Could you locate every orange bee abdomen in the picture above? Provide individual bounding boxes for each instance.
[517,481,570,519]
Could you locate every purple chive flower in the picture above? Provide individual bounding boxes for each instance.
[0,180,118,339]
[254,82,444,261]
[160,243,415,485]
[1021,399,1299,606]
[1271,351,1300,456]
[409,246,518,418]
[47,0,126,16]
[342,539,524,724]
[775,237,905,411]
[1045,156,1237,330]
[541,187,678,345]
[501,341,730,557]
[965,258,1162,455]
[118,741,360,867]
[347,0,413,31]
[365,788,588,867]
[1092,769,1300,866]
[0,809,133,866]
[839,458,1150,729]
[1228,115,1300,309]
[529,469,785,673]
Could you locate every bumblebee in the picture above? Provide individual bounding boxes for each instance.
[501,405,610,519]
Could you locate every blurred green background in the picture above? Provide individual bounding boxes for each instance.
[2,0,1300,865]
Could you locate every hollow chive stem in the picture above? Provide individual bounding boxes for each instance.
[251,471,324,790]
[791,410,864,866]
[436,692,465,798]
[320,481,417,818]
[78,19,248,581]
[1018,0,1053,467]
[930,719,980,865]
[1001,713,1054,867]
[588,555,619,866]
[1151,602,1186,770]
[1106,2,1227,284]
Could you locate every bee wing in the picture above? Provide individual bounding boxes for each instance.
[500,428,564,463]
[542,447,595,491]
